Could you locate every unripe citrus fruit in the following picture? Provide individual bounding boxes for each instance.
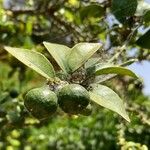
[24,86,58,120]
[57,84,90,114]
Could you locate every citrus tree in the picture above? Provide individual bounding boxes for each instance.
[0,0,150,149]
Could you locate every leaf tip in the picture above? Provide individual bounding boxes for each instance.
[43,41,48,45]
[124,115,131,123]
[95,43,103,49]
[4,46,11,50]
[127,118,131,123]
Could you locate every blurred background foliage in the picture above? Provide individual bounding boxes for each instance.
[0,0,150,149]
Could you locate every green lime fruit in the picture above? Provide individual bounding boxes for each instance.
[80,104,92,116]
[57,84,90,114]
[24,87,58,120]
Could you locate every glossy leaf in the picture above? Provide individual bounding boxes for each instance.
[4,46,55,78]
[95,64,138,78]
[67,43,102,72]
[43,42,71,73]
[136,29,150,49]
[111,0,137,23]
[89,84,130,122]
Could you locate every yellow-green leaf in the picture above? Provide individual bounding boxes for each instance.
[43,42,71,73]
[95,64,138,78]
[89,84,130,122]
[4,46,55,78]
[67,43,102,72]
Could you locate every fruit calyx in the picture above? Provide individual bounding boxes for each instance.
[47,77,68,92]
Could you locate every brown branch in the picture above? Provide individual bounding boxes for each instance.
[5,8,37,15]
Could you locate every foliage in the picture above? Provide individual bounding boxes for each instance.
[0,0,150,149]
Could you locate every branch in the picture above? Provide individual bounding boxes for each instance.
[5,8,37,15]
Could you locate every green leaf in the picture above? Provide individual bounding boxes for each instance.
[94,74,116,84]
[95,64,138,78]
[4,46,55,78]
[80,4,105,20]
[85,57,100,68]
[120,59,138,67]
[89,84,130,122]
[43,42,71,73]
[136,29,150,49]
[111,0,137,23]
[144,10,150,23]
[67,43,102,72]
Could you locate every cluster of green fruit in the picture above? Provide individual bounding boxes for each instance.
[24,82,92,120]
